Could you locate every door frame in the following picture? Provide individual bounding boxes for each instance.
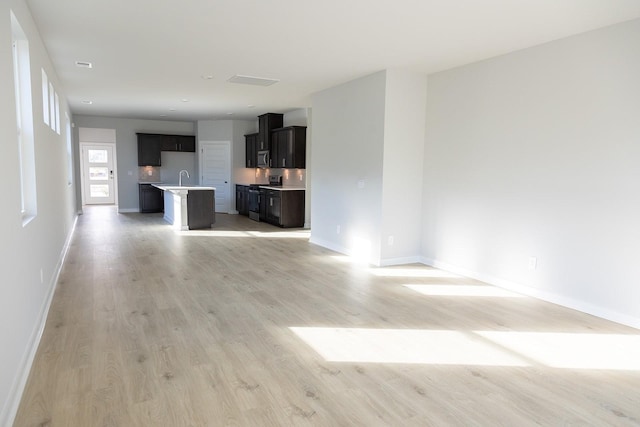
[199,140,231,213]
[79,141,118,206]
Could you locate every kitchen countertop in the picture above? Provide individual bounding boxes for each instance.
[259,186,305,191]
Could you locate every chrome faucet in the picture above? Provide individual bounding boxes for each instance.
[179,170,190,186]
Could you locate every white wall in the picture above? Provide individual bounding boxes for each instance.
[380,70,427,264]
[310,71,387,263]
[422,19,640,328]
[0,1,77,424]
[198,119,256,212]
[72,115,195,211]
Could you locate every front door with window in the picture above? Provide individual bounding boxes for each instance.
[81,143,115,204]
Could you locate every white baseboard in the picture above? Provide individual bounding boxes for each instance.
[420,256,640,330]
[118,208,139,213]
[379,255,423,267]
[1,215,78,427]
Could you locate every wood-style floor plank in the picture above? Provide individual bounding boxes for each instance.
[13,206,640,426]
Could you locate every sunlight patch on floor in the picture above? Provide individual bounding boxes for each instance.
[290,327,640,370]
[369,268,460,278]
[477,331,640,370]
[176,229,310,238]
[404,284,525,298]
[289,327,529,366]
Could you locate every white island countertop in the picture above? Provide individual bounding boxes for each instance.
[153,184,216,193]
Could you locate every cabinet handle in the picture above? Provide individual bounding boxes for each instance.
[270,198,273,207]
[283,158,286,167]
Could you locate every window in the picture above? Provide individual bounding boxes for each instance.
[11,11,37,224]
[48,82,54,131]
[65,112,73,186]
[54,91,60,134]
[41,68,49,125]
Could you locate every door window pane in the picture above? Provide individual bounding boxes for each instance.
[89,167,108,180]
[90,184,109,197]
[88,149,107,163]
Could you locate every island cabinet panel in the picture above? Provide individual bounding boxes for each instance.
[265,190,304,228]
[137,133,162,166]
[271,126,306,169]
[139,184,163,213]
[245,133,258,168]
[187,190,215,229]
[258,113,283,151]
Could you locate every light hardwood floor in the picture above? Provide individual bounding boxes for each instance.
[14,206,640,426]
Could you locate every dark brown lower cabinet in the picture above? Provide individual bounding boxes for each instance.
[235,185,249,216]
[139,184,163,213]
[265,190,304,228]
[187,190,215,229]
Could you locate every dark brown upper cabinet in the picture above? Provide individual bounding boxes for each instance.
[160,134,196,152]
[137,133,196,166]
[257,113,283,151]
[137,133,162,166]
[270,126,306,169]
[245,133,258,168]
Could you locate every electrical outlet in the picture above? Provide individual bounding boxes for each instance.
[336,225,341,234]
[388,236,394,246]
[357,180,365,189]
[528,256,537,270]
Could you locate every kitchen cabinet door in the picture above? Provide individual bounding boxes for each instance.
[178,135,196,152]
[139,184,163,212]
[161,134,195,152]
[137,133,162,166]
[245,133,258,168]
[266,190,281,225]
[271,126,306,169]
[258,113,283,151]
[235,185,249,216]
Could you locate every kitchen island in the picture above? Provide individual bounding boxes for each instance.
[153,185,216,230]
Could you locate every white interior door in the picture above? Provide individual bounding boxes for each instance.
[200,141,230,213]
[81,143,115,205]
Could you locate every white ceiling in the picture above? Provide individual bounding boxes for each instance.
[26,0,640,122]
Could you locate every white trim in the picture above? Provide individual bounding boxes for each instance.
[419,256,640,331]
[379,255,423,267]
[1,215,78,427]
[117,208,139,213]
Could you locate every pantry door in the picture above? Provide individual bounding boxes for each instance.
[199,141,231,213]
[80,143,116,205]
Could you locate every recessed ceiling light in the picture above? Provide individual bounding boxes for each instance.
[247,104,255,108]
[201,75,214,80]
[160,114,167,117]
[227,112,234,115]
[81,100,93,104]
[181,99,189,102]
[228,74,279,86]
[169,108,176,111]
[75,61,93,68]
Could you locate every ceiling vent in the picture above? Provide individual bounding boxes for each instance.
[227,74,279,86]
[75,61,93,68]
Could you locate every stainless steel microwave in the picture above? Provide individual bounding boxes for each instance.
[257,150,269,168]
